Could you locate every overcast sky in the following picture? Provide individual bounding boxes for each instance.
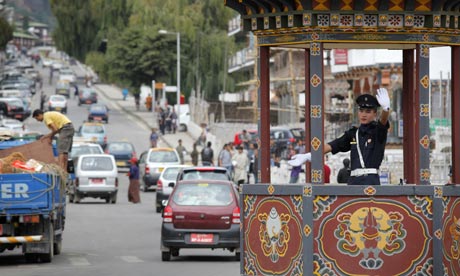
[331,47,452,80]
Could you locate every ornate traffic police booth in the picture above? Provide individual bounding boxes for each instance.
[225,1,460,275]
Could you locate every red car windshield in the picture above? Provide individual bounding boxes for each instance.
[172,183,233,206]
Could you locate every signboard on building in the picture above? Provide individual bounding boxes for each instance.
[334,49,348,65]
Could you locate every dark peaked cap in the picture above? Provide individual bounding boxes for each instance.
[356,94,380,109]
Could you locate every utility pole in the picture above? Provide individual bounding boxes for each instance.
[221,42,227,122]
[289,50,299,122]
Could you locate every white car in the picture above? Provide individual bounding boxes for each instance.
[69,154,119,204]
[58,68,76,84]
[0,118,25,132]
[48,95,68,113]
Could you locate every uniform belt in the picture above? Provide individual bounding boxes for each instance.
[350,168,378,177]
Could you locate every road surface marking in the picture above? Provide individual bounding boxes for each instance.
[120,256,144,263]
[68,256,91,266]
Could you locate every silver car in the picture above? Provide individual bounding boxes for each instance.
[69,154,118,204]
[138,148,181,192]
[155,165,191,213]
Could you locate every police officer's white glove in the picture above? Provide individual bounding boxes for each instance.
[288,152,311,167]
[376,88,390,111]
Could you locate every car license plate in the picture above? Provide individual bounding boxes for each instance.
[86,100,92,104]
[90,178,104,184]
[14,115,22,118]
[158,167,164,172]
[116,161,125,166]
[190,233,214,243]
[56,107,61,111]
[94,116,102,121]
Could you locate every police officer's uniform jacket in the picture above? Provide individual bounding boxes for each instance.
[328,121,389,185]
[328,94,389,185]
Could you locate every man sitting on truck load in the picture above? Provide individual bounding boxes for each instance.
[32,109,75,171]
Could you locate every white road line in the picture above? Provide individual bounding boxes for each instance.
[120,256,144,263]
[68,256,91,266]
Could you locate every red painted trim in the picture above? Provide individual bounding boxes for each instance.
[260,46,271,183]
[452,47,460,184]
[305,49,311,183]
[403,49,418,184]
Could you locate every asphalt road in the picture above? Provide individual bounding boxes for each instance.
[0,63,240,276]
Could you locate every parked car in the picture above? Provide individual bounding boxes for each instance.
[55,80,71,98]
[48,94,68,113]
[290,127,305,142]
[155,165,191,213]
[0,118,25,132]
[138,148,181,192]
[1,82,32,97]
[104,141,136,168]
[88,104,109,123]
[270,126,298,159]
[77,122,107,148]
[0,97,30,121]
[233,129,258,147]
[176,166,232,182]
[24,68,40,82]
[78,88,98,106]
[161,179,240,261]
[68,154,118,204]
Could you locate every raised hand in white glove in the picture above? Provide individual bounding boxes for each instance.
[376,88,390,111]
[288,152,311,167]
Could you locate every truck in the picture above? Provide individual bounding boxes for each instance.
[0,140,66,263]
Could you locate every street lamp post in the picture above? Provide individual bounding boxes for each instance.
[159,29,180,129]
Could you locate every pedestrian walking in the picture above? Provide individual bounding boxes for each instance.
[150,128,159,148]
[39,91,46,111]
[201,141,214,166]
[134,93,140,111]
[240,129,251,150]
[190,142,199,166]
[73,84,79,99]
[122,88,128,100]
[289,88,391,185]
[170,110,178,134]
[176,139,187,164]
[232,146,249,186]
[127,157,140,203]
[219,143,233,176]
[32,109,75,171]
[337,158,351,184]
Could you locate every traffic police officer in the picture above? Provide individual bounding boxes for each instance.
[289,88,391,185]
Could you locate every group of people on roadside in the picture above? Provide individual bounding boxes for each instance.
[217,136,259,186]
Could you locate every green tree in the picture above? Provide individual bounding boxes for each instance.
[50,0,98,61]
[105,26,174,90]
[0,17,13,50]
[22,15,30,31]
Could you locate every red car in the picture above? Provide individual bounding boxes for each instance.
[161,179,240,261]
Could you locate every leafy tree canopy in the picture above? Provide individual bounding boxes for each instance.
[0,17,13,50]
[51,0,238,100]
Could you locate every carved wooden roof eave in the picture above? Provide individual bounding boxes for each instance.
[225,0,460,46]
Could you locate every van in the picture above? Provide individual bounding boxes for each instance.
[69,154,118,204]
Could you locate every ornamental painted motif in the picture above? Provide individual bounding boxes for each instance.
[226,0,460,46]
[315,197,431,275]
